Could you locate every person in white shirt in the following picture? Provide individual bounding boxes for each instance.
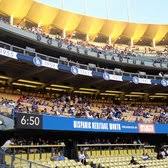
[166,148,168,156]
[160,150,166,159]
[78,151,86,164]
[1,139,14,152]
[0,139,14,165]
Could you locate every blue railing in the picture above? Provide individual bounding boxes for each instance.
[0,40,168,87]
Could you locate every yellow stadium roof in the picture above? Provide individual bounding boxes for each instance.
[0,0,168,45]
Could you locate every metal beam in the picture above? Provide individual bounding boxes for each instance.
[9,67,48,84]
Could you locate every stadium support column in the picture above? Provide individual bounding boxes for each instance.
[108,36,112,45]
[152,39,156,48]
[130,38,134,48]
[38,23,41,28]
[10,15,13,25]
[86,34,89,41]
[62,30,66,39]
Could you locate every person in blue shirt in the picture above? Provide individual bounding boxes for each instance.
[51,152,65,161]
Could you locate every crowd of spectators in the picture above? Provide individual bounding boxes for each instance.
[0,15,168,63]
[0,137,65,158]
[0,16,9,24]
[0,93,167,124]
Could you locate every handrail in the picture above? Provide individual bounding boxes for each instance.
[144,145,155,148]
[6,144,65,148]
[77,143,145,147]
[0,40,167,80]
[7,154,50,168]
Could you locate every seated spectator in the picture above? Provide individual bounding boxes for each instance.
[129,156,139,165]
[0,91,168,124]
[141,152,150,160]
[139,166,146,168]
[165,148,168,156]
[157,150,166,159]
[51,152,65,161]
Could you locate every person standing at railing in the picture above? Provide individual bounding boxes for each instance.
[0,138,14,166]
[78,151,86,165]
[129,156,139,165]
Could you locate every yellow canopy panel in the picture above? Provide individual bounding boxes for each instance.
[0,0,168,44]
[101,21,128,41]
[77,16,105,36]
[26,1,59,26]
[53,10,82,32]
[0,0,33,18]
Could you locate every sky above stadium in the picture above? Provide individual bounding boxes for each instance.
[37,0,168,24]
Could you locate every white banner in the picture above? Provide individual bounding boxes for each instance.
[41,60,58,70]
[78,68,92,76]
[138,78,151,84]
[109,74,123,81]
[0,47,17,59]
[138,124,155,133]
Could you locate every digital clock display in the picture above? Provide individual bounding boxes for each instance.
[15,113,42,129]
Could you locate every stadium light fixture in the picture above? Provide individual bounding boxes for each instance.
[149,95,167,98]
[105,90,123,94]
[155,93,168,96]
[100,93,118,96]
[74,91,94,94]
[0,75,11,79]
[0,80,5,83]
[79,88,99,92]
[12,82,37,88]
[125,94,143,97]
[46,87,66,92]
[17,79,43,85]
[50,84,73,89]
[130,92,147,95]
